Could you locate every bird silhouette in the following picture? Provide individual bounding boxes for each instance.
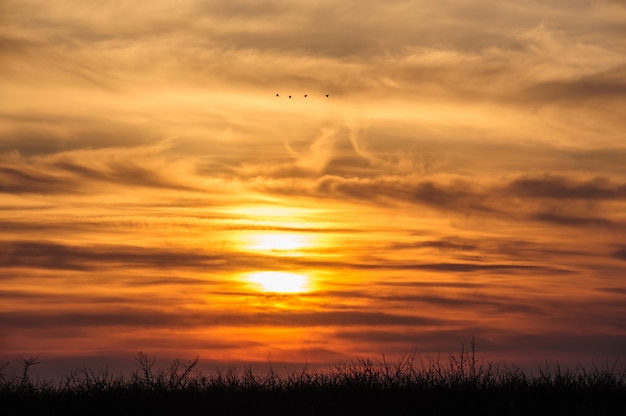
[274,93,329,99]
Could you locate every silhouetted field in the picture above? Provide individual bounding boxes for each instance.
[2,345,624,415]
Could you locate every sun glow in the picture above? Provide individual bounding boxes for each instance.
[248,271,310,293]
[246,233,309,252]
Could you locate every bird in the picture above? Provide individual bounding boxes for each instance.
[304,94,308,97]
[276,93,279,97]
[325,94,329,97]
[288,95,291,99]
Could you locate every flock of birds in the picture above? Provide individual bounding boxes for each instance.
[276,93,329,99]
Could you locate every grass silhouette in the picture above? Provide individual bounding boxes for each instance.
[2,343,624,415]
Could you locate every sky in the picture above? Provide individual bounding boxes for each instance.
[1,0,626,376]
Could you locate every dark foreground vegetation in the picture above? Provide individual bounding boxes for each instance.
[2,346,624,416]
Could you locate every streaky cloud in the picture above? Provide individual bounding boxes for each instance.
[260,174,626,229]
[612,247,626,261]
[0,309,452,331]
[530,212,617,228]
[506,175,626,200]
[0,240,228,271]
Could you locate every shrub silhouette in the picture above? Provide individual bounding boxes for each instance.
[1,343,624,415]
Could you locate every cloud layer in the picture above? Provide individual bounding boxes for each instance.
[1,0,625,373]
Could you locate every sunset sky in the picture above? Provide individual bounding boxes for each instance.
[1,0,626,376]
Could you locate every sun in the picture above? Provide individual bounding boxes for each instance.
[250,233,307,251]
[248,271,310,293]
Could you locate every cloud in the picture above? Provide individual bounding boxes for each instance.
[0,141,202,195]
[0,165,75,194]
[2,0,626,369]
[335,329,626,362]
[239,128,341,178]
[3,0,623,99]
[491,333,626,358]
[280,258,571,280]
[505,175,626,199]
[522,67,626,104]
[596,287,626,295]
[0,240,227,271]
[258,173,626,230]
[0,289,134,305]
[0,238,569,277]
[0,309,451,331]
[613,247,626,261]
[388,239,478,252]
[530,212,616,228]
[371,293,542,315]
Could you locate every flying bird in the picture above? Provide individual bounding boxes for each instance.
[274,93,329,99]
